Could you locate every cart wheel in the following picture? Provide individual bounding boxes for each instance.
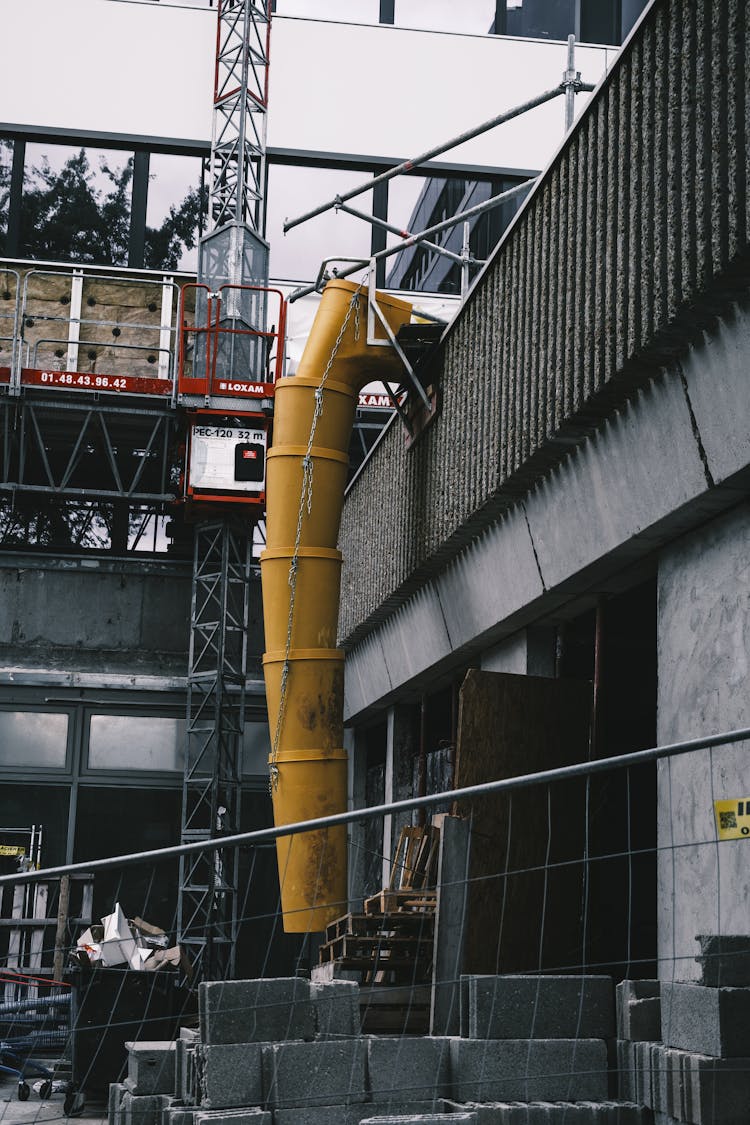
[39,1080,53,1100]
[64,1091,85,1117]
[18,1082,30,1101]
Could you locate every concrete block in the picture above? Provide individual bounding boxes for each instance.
[661,981,750,1057]
[108,1082,128,1125]
[271,1106,452,1125]
[176,1039,198,1105]
[310,962,360,984]
[366,1036,452,1104]
[616,981,661,1042]
[359,1117,477,1124]
[649,1041,750,1124]
[164,1111,195,1125]
[125,1041,176,1096]
[449,1039,609,1103]
[261,1038,366,1109]
[620,1039,647,1102]
[311,980,360,1039]
[121,1091,171,1125]
[194,1113,270,1125]
[197,1042,264,1109]
[695,934,750,987]
[444,1102,652,1123]
[198,978,314,1045]
[462,976,615,1040]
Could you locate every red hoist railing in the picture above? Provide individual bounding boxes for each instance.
[176,283,286,404]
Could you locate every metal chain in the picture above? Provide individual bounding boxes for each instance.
[269,282,364,791]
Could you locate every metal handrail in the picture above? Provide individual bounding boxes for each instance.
[30,338,172,369]
[177,282,287,397]
[19,268,180,389]
[2,723,748,887]
[0,268,21,384]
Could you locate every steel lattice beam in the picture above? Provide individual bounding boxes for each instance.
[178,521,251,981]
[207,0,271,234]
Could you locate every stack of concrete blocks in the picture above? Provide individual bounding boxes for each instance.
[108,973,657,1125]
[615,935,750,1125]
[438,974,651,1124]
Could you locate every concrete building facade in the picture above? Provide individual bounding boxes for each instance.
[339,0,750,986]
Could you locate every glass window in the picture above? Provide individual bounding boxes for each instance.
[21,144,133,266]
[394,0,495,34]
[0,139,11,253]
[266,164,373,282]
[387,173,516,294]
[0,784,71,868]
[88,714,271,775]
[243,722,271,776]
[88,714,184,771]
[146,153,204,272]
[275,0,379,22]
[505,0,575,40]
[0,711,69,768]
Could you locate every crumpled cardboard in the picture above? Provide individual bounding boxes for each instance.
[75,901,185,973]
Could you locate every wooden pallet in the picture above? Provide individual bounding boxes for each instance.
[388,824,440,893]
[317,825,439,989]
[325,911,434,942]
[318,932,433,985]
[363,888,437,915]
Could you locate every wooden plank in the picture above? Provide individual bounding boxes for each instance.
[27,882,49,999]
[453,669,592,975]
[53,874,71,982]
[364,888,436,915]
[5,883,28,1003]
[79,877,94,926]
[0,917,57,926]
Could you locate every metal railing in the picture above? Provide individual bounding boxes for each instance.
[177,282,287,400]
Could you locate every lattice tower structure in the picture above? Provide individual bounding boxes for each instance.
[178,0,273,982]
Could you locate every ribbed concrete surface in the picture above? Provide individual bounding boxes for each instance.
[339,0,750,646]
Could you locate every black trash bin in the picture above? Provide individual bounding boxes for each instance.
[65,967,186,1111]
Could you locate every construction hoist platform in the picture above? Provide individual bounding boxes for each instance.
[176,0,281,983]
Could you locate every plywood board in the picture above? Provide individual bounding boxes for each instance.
[454,669,592,975]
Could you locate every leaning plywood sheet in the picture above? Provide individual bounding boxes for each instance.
[454,669,592,975]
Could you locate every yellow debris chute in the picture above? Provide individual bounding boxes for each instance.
[261,279,412,932]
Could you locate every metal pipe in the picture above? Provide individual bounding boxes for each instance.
[290,179,535,302]
[336,201,472,266]
[417,695,427,828]
[591,595,605,758]
[564,34,578,132]
[460,221,472,298]
[283,86,565,233]
[2,724,749,888]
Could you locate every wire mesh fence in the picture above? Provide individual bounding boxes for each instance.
[0,725,747,1123]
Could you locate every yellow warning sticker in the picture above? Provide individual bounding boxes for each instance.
[0,845,26,857]
[714,798,750,841]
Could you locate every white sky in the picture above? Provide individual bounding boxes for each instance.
[5,1,618,279]
[133,0,498,34]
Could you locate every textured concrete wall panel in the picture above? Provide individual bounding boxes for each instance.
[657,504,750,979]
[0,560,191,674]
[339,0,750,646]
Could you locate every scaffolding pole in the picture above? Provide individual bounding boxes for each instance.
[290,178,535,302]
[283,80,589,234]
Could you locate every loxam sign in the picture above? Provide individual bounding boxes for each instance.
[358,390,407,409]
